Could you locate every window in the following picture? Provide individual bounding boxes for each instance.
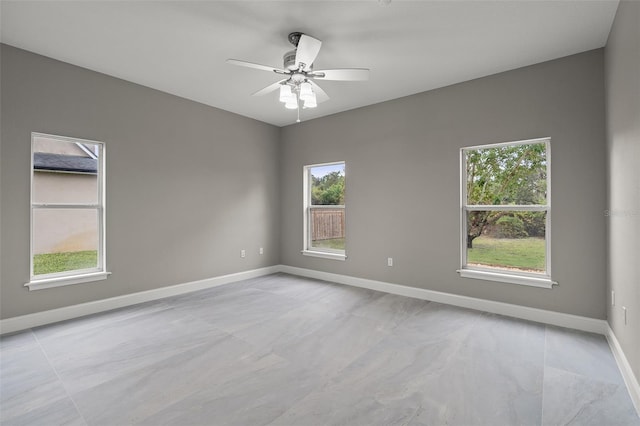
[27,133,108,290]
[459,138,555,288]
[303,162,346,260]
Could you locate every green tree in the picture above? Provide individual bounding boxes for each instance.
[312,171,345,205]
[466,143,546,248]
[518,211,546,238]
[495,216,527,238]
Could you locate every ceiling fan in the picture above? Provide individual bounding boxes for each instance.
[227,32,369,120]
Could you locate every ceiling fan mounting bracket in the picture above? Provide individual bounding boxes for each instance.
[287,32,303,47]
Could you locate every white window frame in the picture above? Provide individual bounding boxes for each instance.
[458,137,556,289]
[26,132,110,290]
[302,161,346,261]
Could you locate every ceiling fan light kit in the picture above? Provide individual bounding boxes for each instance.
[227,32,369,121]
[279,79,317,110]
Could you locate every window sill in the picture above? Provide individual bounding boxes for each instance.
[457,268,556,289]
[25,271,111,291]
[301,250,346,261]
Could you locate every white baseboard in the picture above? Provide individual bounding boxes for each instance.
[606,325,640,415]
[0,265,279,335]
[2,264,607,336]
[2,263,637,417]
[280,265,640,416]
[279,265,608,334]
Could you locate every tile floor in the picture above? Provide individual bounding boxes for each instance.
[1,273,638,425]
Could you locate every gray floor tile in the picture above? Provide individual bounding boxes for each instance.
[0,331,39,353]
[233,302,339,350]
[1,273,638,426]
[313,284,386,315]
[392,301,482,345]
[415,340,544,426]
[465,312,546,362]
[33,300,173,341]
[0,331,83,425]
[71,334,281,425]
[1,397,86,426]
[542,367,640,425]
[272,312,389,378]
[250,273,339,302]
[545,326,625,385]
[35,308,229,394]
[350,293,431,332]
[172,287,302,334]
[140,361,321,426]
[270,334,452,425]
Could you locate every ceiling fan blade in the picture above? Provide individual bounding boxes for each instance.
[295,35,322,71]
[309,68,370,81]
[251,79,288,96]
[308,80,330,103]
[226,59,286,74]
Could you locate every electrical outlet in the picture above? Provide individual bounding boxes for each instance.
[623,306,627,325]
[241,249,246,258]
[259,247,264,255]
[387,257,393,267]
[611,290,615,306]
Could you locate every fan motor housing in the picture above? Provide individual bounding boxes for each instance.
[283,50,298,70]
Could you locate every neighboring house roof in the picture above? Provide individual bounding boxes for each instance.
[34,153,97,173]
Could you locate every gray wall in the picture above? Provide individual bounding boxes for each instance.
[0,43,612,324]
[605,0,640,386]
[0,44,281,319]
[281,49,607,319]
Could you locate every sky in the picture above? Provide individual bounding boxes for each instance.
[310,163,345,178]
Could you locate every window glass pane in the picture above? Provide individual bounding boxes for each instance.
[466,210,546,273]
[466,143,546,205]
[310,164,345,206]
[32,136,99,204]
[33,208,99,275]
[33,172,98,204]
[310,207,345,250]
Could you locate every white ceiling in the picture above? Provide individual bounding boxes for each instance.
[1,1,619,127]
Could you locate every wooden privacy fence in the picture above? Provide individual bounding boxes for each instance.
[311,208,345,240]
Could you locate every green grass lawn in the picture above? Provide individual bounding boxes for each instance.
[312,238,345,250]
[467,236,545,272]
[33,250,97,275]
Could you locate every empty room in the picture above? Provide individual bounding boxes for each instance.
[1,1,639,425]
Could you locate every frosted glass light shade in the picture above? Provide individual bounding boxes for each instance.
[285,95,298,109]
[303,92,317,108]
[279,84,293,103]
[299,82,314,101]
